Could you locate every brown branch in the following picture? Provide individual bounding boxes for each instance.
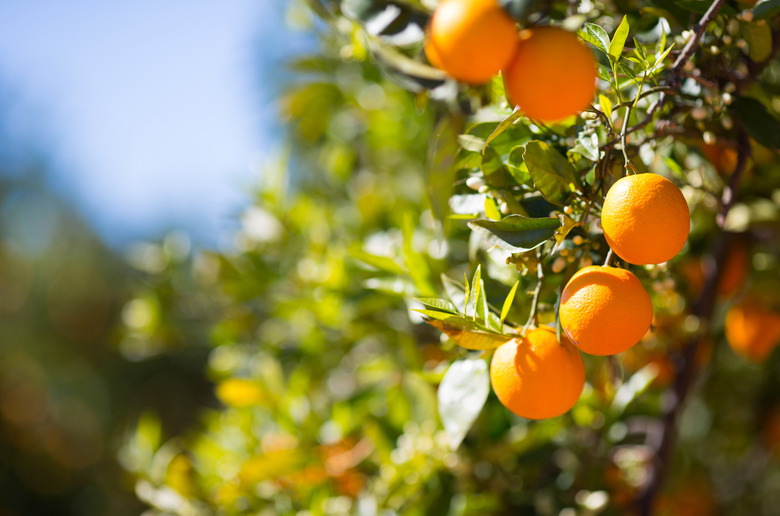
[634,126,751,515]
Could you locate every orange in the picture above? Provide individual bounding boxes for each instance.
[654,477,717,516]
[559,266,653,356]
[601,173,690,265]
[490,326,584,420]
[701,143,738,176]
[725,297,780,363]
[502,26,596,122]
[677,240,749,298]
[426,0,518,84]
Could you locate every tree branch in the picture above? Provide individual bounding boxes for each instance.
[635,125,750,515]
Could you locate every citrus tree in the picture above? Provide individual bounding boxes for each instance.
[121,0,780,514]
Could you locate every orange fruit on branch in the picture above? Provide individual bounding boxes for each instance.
[490,326,585,420]
[601,173,690,265]
[502,26,596,122]
[559,265,653,356]
[426,0,518,84]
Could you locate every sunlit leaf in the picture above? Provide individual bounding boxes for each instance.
[608,16,629,61]
[599,94,613,121]
[500,280,520,325]
[552,214,584,250]
[485,197,501,220]
[468,215,561,253]
[417,298,461,314]
[424,318,511,350]
[438,357,490,449]
[467,266,482,318]
[578,23,610,55]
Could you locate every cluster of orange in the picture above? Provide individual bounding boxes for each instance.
[425,0,596,122]
[492,174,690,419]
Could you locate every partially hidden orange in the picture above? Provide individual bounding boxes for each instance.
[426,0,518,84]
[725,297,780,363]
[502,26,596,122]
[560,266,653,356]
[490,326,585,420]
[601,173,690,265]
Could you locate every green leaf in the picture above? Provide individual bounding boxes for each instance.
[485,197,501,220]
[500,280,520,325]
[468,215,561,253]
[350,250,405,274]
[650,43,675,74]
[425,317,511,350]
[611,363,659,414]
[609,16,630,61]
[458,134,485,153]
[438,358,490,450]
[633,37,648,63]
[742,20,773,62]
[417,298,461,314]
[595,64,612,84]
[599,94,613,120]
[402,212,436,297]
[482,147,513,187]
[578,23,610,55]
[576,132,601,162]
[482,109,524,154]
[676,0,736,15]
[552,214,584,249]
[730,96,780,149]
[523,140,579,206]
[755,0,780,20]
[427,114,465,225]
[507,146,532,185]
[467,266,482,319]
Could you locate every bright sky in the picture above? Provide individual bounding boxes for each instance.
[0,1,308,247]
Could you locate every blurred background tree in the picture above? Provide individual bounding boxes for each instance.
[2,0,780,515]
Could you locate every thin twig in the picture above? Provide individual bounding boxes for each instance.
[600,0,728,152]
[603,248,615,267]
[522,251,545,335]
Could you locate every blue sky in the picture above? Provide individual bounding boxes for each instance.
[0,1,311,247]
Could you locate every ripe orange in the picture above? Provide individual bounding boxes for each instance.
[490,326,584,420]
[426,0,518,84]
[725,297,780,363]
[677,240,749,298]
[559,266,653,356]
[601,174,690,265]
[502,26,596,122]
[701,143,738,176]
